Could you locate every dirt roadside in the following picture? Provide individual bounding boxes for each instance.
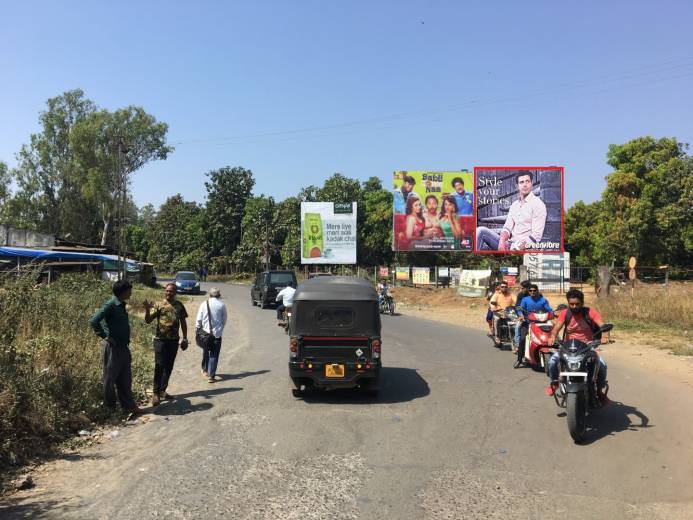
[392,286,693,390]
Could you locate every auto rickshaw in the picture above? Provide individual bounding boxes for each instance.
[288,276,382,397]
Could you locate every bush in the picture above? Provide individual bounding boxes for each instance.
[0,272,153,471]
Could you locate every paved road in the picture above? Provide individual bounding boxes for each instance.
[3,282,693,519]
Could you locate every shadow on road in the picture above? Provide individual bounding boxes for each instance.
[0,498,81,520]
[216,369,271,381]
[582,400,652,444]
[300,366,430,405]
[151,386,242,416]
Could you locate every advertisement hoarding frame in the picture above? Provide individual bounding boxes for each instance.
[473,166,564,255]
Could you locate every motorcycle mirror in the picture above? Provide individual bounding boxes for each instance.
[600,323,613,333]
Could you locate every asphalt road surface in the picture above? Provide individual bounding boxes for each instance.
[3,282,693,519]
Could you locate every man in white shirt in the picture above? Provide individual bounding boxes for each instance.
[196,287,227,383]
[476,171,547,251]
[275,282,296,323]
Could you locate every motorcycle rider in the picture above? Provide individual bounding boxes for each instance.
[515,283,553,354]
[275,282,296,325]
[377,278,394,309]
[489,281,515,345]
[547,289,611,405]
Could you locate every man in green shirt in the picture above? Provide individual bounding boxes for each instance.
[144,283,188,406]
[90,279,140,415]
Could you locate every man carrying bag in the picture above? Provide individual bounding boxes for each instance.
[196,287,227,383]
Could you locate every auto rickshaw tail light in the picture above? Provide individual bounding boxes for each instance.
[372,340,381,352]
[290,339,298,352]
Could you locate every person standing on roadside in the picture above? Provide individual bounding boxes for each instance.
[143,283,188,406]
[196,287,228,383]
[90,279,141,416]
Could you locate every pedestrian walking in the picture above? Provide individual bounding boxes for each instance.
[196,287,227,383]
[143,283,189,406]
[90,279,141,416]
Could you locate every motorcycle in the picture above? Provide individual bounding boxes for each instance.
[281,307,292,335]
[552,324,614,443]
[514,309,560,372]
[492,306,519,349]
[379,294,395,315]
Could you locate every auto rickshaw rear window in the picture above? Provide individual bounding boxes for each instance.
[315,307,355,329]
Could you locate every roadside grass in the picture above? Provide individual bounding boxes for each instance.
[593,282,692,355]
[0,272,156,485]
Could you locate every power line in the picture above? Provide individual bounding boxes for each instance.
[169,56,693,147]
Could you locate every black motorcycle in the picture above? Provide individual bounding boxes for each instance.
[552,324,613,443]
[492,306,520,348]
[379,295,395,315]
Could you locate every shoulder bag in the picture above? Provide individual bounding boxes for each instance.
[195,300,215,351]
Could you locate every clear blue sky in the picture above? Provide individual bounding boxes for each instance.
[2,1,692,210]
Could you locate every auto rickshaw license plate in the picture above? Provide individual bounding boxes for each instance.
[326,364,345,378]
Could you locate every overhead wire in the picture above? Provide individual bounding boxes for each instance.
[169,56,693,147]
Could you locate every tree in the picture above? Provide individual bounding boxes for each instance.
[592,136,692,265]
[275,196,301,268]
[564,201,601,267]
[0,161,10,214]
[148,195,204,271]
[205,167,255,258]
[316,173,362,204]
[359,182,393,265]
[70,106,172,245]
[232,196,277,272]
[12,89,96,236]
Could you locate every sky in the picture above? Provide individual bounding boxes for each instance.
[1,0,692,210]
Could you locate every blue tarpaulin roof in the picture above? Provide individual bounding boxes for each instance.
[0,246,140,270]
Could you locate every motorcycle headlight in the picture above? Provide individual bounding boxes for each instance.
[565,355,584,371]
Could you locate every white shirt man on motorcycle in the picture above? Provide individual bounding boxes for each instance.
[276,282,296,323]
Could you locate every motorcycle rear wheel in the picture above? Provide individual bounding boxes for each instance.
[567,391,587,443]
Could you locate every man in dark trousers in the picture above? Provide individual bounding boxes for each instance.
[90,279,141,416]
[144,283,188,406]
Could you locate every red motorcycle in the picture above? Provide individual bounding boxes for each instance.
[514,309,561,373]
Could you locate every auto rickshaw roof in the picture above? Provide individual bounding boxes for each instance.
[293,276,378,301]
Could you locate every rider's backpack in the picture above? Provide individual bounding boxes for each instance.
[562,307,602,341]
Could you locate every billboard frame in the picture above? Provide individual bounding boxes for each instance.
[473,166,564,255]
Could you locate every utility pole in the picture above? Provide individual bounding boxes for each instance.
[115,137,129,280]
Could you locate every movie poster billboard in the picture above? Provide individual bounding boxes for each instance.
[392,170,474,251]
[474,167,564,254]
[300,202,357,264]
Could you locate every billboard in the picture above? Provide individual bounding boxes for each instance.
[300,202,357,264]
[392,170,474,251]
[395,266,410,281]
[475,167,563,254]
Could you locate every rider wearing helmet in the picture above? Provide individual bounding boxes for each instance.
[547,289,611,405]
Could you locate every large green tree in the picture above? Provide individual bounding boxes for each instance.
[204,166,255,258]
[11,90,96,236]
[148,195,206,271]
[70,106,172,245]
[232,196,278,272]
[594,137,692,265]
